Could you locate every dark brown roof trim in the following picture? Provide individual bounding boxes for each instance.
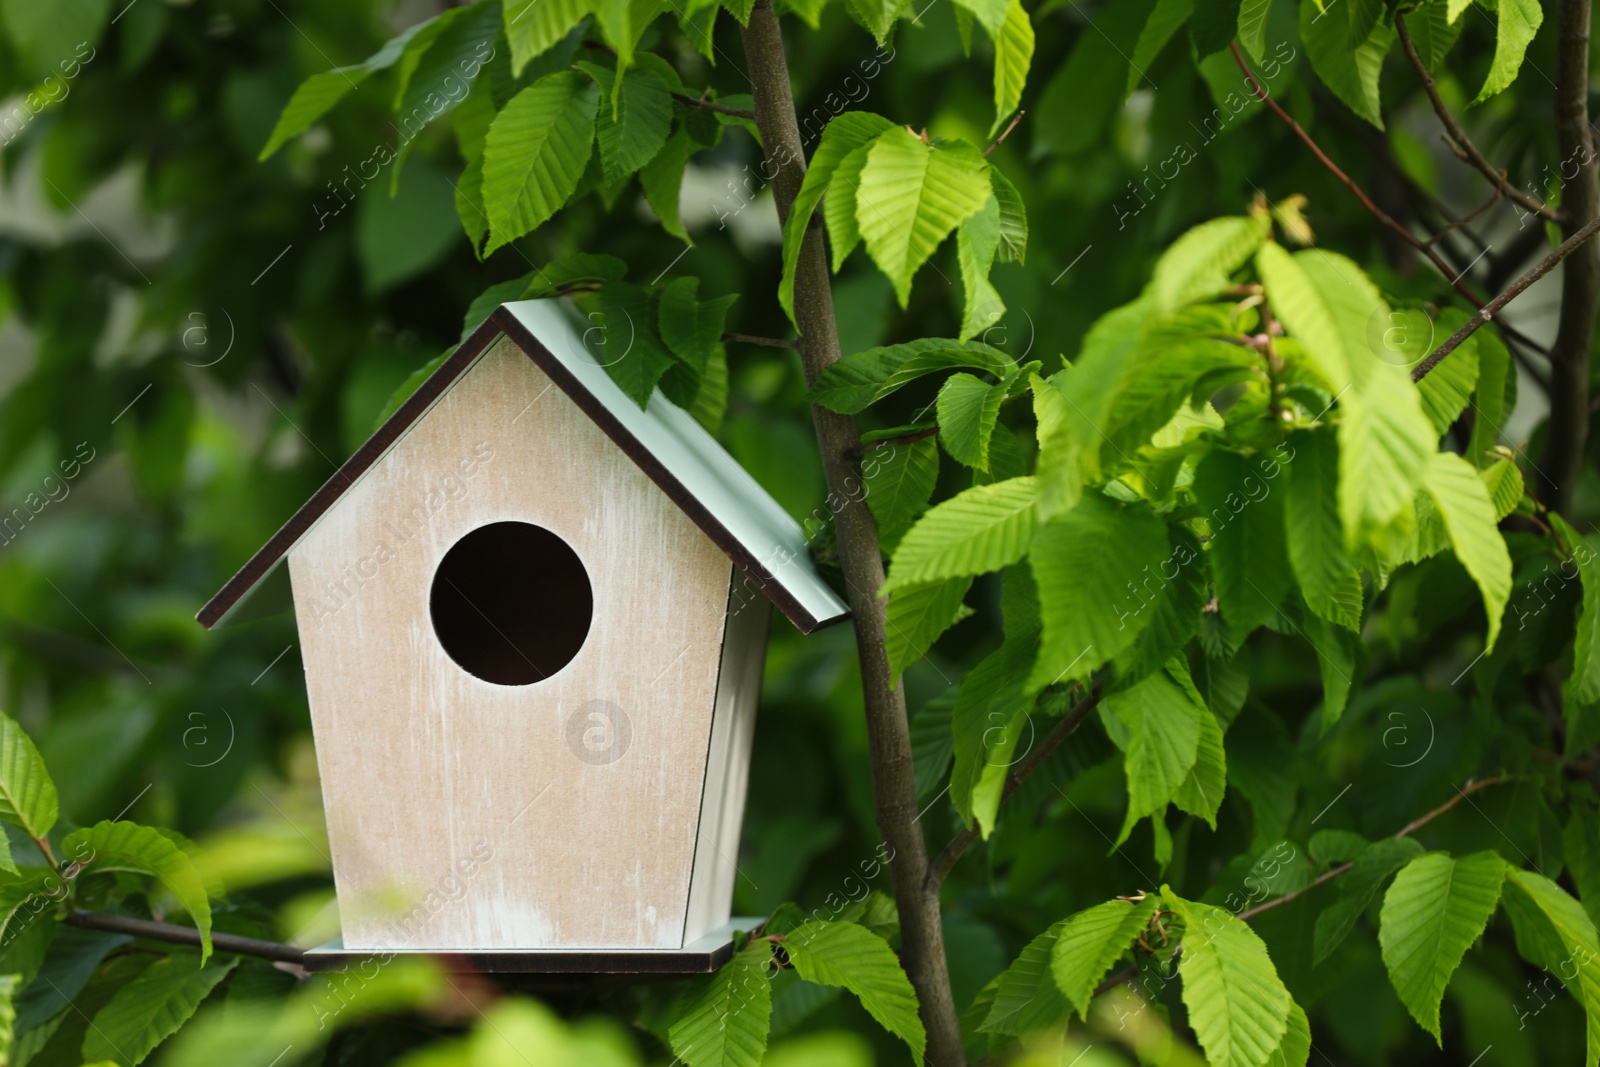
[197,306,849,635]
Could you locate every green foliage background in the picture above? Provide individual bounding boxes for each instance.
[0,0,1598,1063]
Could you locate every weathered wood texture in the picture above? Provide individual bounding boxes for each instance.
[289,337,742,950]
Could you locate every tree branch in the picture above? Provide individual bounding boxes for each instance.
[925,687,1102,891]
[1539,0,1598,517]
[67,910,307,964]
[672,93,757,121]
[1395,13,1565,225]
[1411,214,1600,381]
[722,332,797,349]
[736,3,964,1061]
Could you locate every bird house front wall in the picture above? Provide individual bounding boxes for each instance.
[286,335,738,951]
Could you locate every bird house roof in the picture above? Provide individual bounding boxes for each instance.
[196,299,851,634]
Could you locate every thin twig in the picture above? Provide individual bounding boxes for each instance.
[672,93,757,121]
[1396,14,1565,224]
[1412,215,1600,381]
[924,687,1102,890]
[66,910,307,964]
[722,332,797,348]
[984,111,1025,156]
[861,426,940,452]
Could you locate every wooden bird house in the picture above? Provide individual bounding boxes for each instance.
[198,300,849,972]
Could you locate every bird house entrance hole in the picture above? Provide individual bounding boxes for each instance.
[430,521,593,685]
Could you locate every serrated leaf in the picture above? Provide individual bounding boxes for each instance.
[504,0,592,75]
[856,130,992,307]
[910,693,957,801]
[1238,0,1273,60]
[1555,515,1600,723]
[937,373,1006,470]
[843,0,908,45]
[1129,526,1208,680]
[1029,494,1171,690]
[1482,458,1523,521]
[585,65,673,184]
[0,713,56,849]
[393,2,500,164]
[1166,892,1293,1067]
[1266,1000,1311,1067]
[258,16,445,159]
[864,436,940,552]
[668,941,772,1067]
[1301,0,1393,128]
[825,141,877,273]
[1312,835,1425,964]
[1423,451,1511,650]
[1286,429,1362,631]
[1405,1,1463,70]
[1378,851,1507,1043]
[1500,868,1600,1067]
[455,154,488,254]
[641,128,695,242]
[1467,326,1510,466]
[64,821,214,962]
[1195,449,1291,638]
[83,955,239,1066]
[1172,685,1226,827]
[481,71,599,253]
[593,281,675,406]
[882,477,1037,593]
[1051,897,1161,1016]
[1150,215,1269,312]
[1416,311,1479,435]
[950,633,1035,834]
[957,197,1004,343]
[983,924,1072,1036]
[990,168,1027,263]
[811,337,1005,413]
[950,0,1008,36]
[659,277,737,371]
[991,0,1033,138]
[1192,0,1243,55]
[778,113,895,326]
[784,921,926,1063]
[885,578,974,684]
[1108,666,1203,842]
[1473,0,1541,103]
[593,0,664,74]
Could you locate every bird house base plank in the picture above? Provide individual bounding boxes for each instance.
[301,918,763,975]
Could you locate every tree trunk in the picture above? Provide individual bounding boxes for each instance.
[735,4,966,1062]
[1542,0,1597,516]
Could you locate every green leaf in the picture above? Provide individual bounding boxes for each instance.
[1195,449,1291,638]
[1237,0,1273,60]
[1166,892,1293,1067]
[83,955,239,1066]
[864,437,940,552]
[1129,0,1194,94]
[990,168,1028,264]
[778,113,895,327]
[455,154,488,254]
[1172,679,1227,828]
[1556,516,1600,733]
[1467,326,1511,466]
[481,71,600,254]
[1306,606,1358,733]
[1108,666,1203,842]
[259,16,443,159]
[1149,215,1270,312]
[885,578,974,684]
[1415,311,1479,435]
[64,821,214,962]
[668,941,772,1067]
[990,0,1033,138]
[1378,850,1507,1043]
[1312,835,1425,964]
[957,198,1004,343]
[659,277,737,371]
[1286,430,1362,631]
[1266,1001,1312,1067]
[1423,451,1512,650]
[593,281,676,406]
[504,0,592,75]
[811,338,998,413]
[1192,0,1242,55]
[950,0,1009,36]
[910,693,957,801]
[856,129,992,307]
[784,921,926,1063]
[393,2,500,159]
[1500,868,1600,1067]
[950,633,1035,834]
[593,0,664,73]
[1301,0,1393,129]
[0,712,56,848]
[936,373,1006,470]
[982,924,1072,1036]
[1473,0,1542,103]
[641,128,695,242]
[882,477,1037,593]
[1129,525,1208,680]
[584,65,673,185]
[1050,897,1161,1016]
[843,0,908,45]
[1028,494,1171,690]
[1405,1,1463,70]
[825,142,878,273]
[0,971,17,1056]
